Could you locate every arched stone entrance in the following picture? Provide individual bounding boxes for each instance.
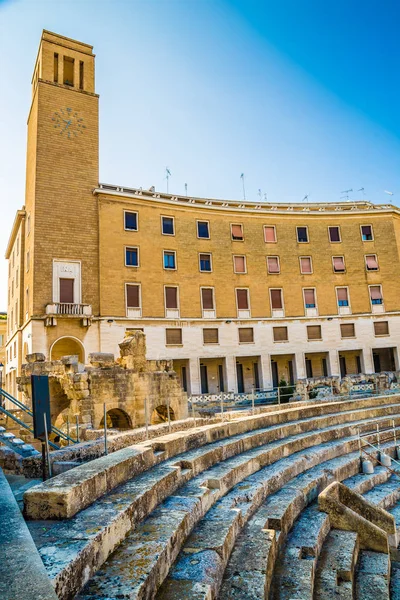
[100,408,132,430]
[151,405,176,425]
[50,336,85,363]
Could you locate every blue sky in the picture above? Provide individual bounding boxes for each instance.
[0,0,399,310]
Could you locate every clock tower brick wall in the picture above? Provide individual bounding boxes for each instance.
[25,30,99,317]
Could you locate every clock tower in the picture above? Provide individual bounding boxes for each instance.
[24,30,100,321]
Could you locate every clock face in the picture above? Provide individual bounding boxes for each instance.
[52,107,86,139]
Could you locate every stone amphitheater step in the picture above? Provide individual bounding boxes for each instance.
[355,550,390,600]
[24,396,400,520]
[25,399,400,599]
[0,426,39,457]
[71,414,400,600]
[313,530,359,599]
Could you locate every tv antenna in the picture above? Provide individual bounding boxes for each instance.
[357,187,366,196]
[165,167,171,193]
[240,173,246,200]
[264,193,268,201]
[340,188,353,201]
[184,183,188,197]
[258,189,262,201]
[302,194,310,202]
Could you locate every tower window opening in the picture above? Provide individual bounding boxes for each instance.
[79,61,84,90]
[63,56,74,86]
[54,53,59,83]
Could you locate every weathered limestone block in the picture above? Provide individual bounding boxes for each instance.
[88,353,115,368]
[119,330,147,371]
[25,352,46,363]
[60,355,79,366]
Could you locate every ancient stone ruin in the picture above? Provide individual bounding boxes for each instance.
[17,330,188,435]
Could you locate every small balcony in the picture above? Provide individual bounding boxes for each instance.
[46,303,92,316]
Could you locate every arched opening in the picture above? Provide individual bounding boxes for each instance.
[151,405,176,425]
[99,408,132,430]
[50,336,84,363]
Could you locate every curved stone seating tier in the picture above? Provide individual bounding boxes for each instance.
[31,407,400,599]
[24,395,400,520]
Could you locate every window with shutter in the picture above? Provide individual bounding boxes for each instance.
[165,287,178,309]
[163,251,176,269]
[267,256,280,274]
[60,278,74,303]
[337,287,349,306]
[374,321,389,336]
[307,325,322,340]
[370,286,383,304]
[201,288,214,309]
[199,253,212,271]
[203,328,219,344]
[365,255,379,271]
[264,226,276,243]
[234,255,246,273]
[304,289,316,308]
[125,247,139,267]
[270,289,283,309]
[126,284,140,308]
[332,256,345,272]
[328,226,341,242]
[273,326,288,342]
[236,289,249,310]
[166,328,182,345]
[300,257,312,274]
[297,227,308,243]
[231,224,244,240]
[361,225,373,241]
[239,327,254,343]
[340,323,355,338]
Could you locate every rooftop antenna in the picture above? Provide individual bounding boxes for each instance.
[184,183,188,197]
[358,187,366,196]
[340,188,353,201]
[258,189,262,201]
[302,194,310,202]
[240,173,246,201]
[165,167,171,193]
[264,193,268,202]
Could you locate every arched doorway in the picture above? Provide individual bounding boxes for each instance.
[151,405,176,425]
[50,337,84,363]
[99,408,132,430]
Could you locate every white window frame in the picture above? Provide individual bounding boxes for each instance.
[360,224,374,242]
[199,252,213,273]
[269,287,285,318]
[328,225,341,243]
[163,250,177,271]
[125,246,140,268]
[164,285,180,319]
[161,215,175,236]
[233,254,247,274]
[196,220,210,239]
[235,287,251,318]
[263,225,277,243]
[123,210,138,232]
[52,259,82,304]
[231,223,244,241]
[299,256,313,274]
[335,286,351,315]
[365,254,379,271]
[332,255,346,273]
[200,286,216,319]
[266,255,280,274]
[296,226,309,243]
[369,284,384,314]
[303,287,318,317]
[125,282,142,318]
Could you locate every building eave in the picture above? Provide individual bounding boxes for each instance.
[5,209,26,259]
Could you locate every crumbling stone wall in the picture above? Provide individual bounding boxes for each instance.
[17,331,187,434]
[296,371,400,401]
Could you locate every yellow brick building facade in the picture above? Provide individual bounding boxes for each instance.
[5,31,400,397]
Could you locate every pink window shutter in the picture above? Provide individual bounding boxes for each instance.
[232,224,243,238]
[301,257,312,273]
[235,256,245,272]
[268,257,279,273]
[264,227,276,242]
[370,286,382,300]
[337,288,348,301]
[304,289,315,305]
[366,255,378,269]
[333,257,345,271]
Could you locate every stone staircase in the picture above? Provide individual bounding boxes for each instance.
[0,425,39,458]
[12,394,400,600]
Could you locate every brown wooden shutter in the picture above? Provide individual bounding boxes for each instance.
[59,278,74,303]
[166,328,182,345]
[203,328,219,344]
[201,288,214,309]
[270,289,282,309]
[231,224,243,239]
[165,287,178,309]
[236,289,249,309]
[307,325,322,340]
[273,326,288,342]
[340,323,355,338]
[239,327,254,343]
[374,321,389,336]
[126,284,140,308]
